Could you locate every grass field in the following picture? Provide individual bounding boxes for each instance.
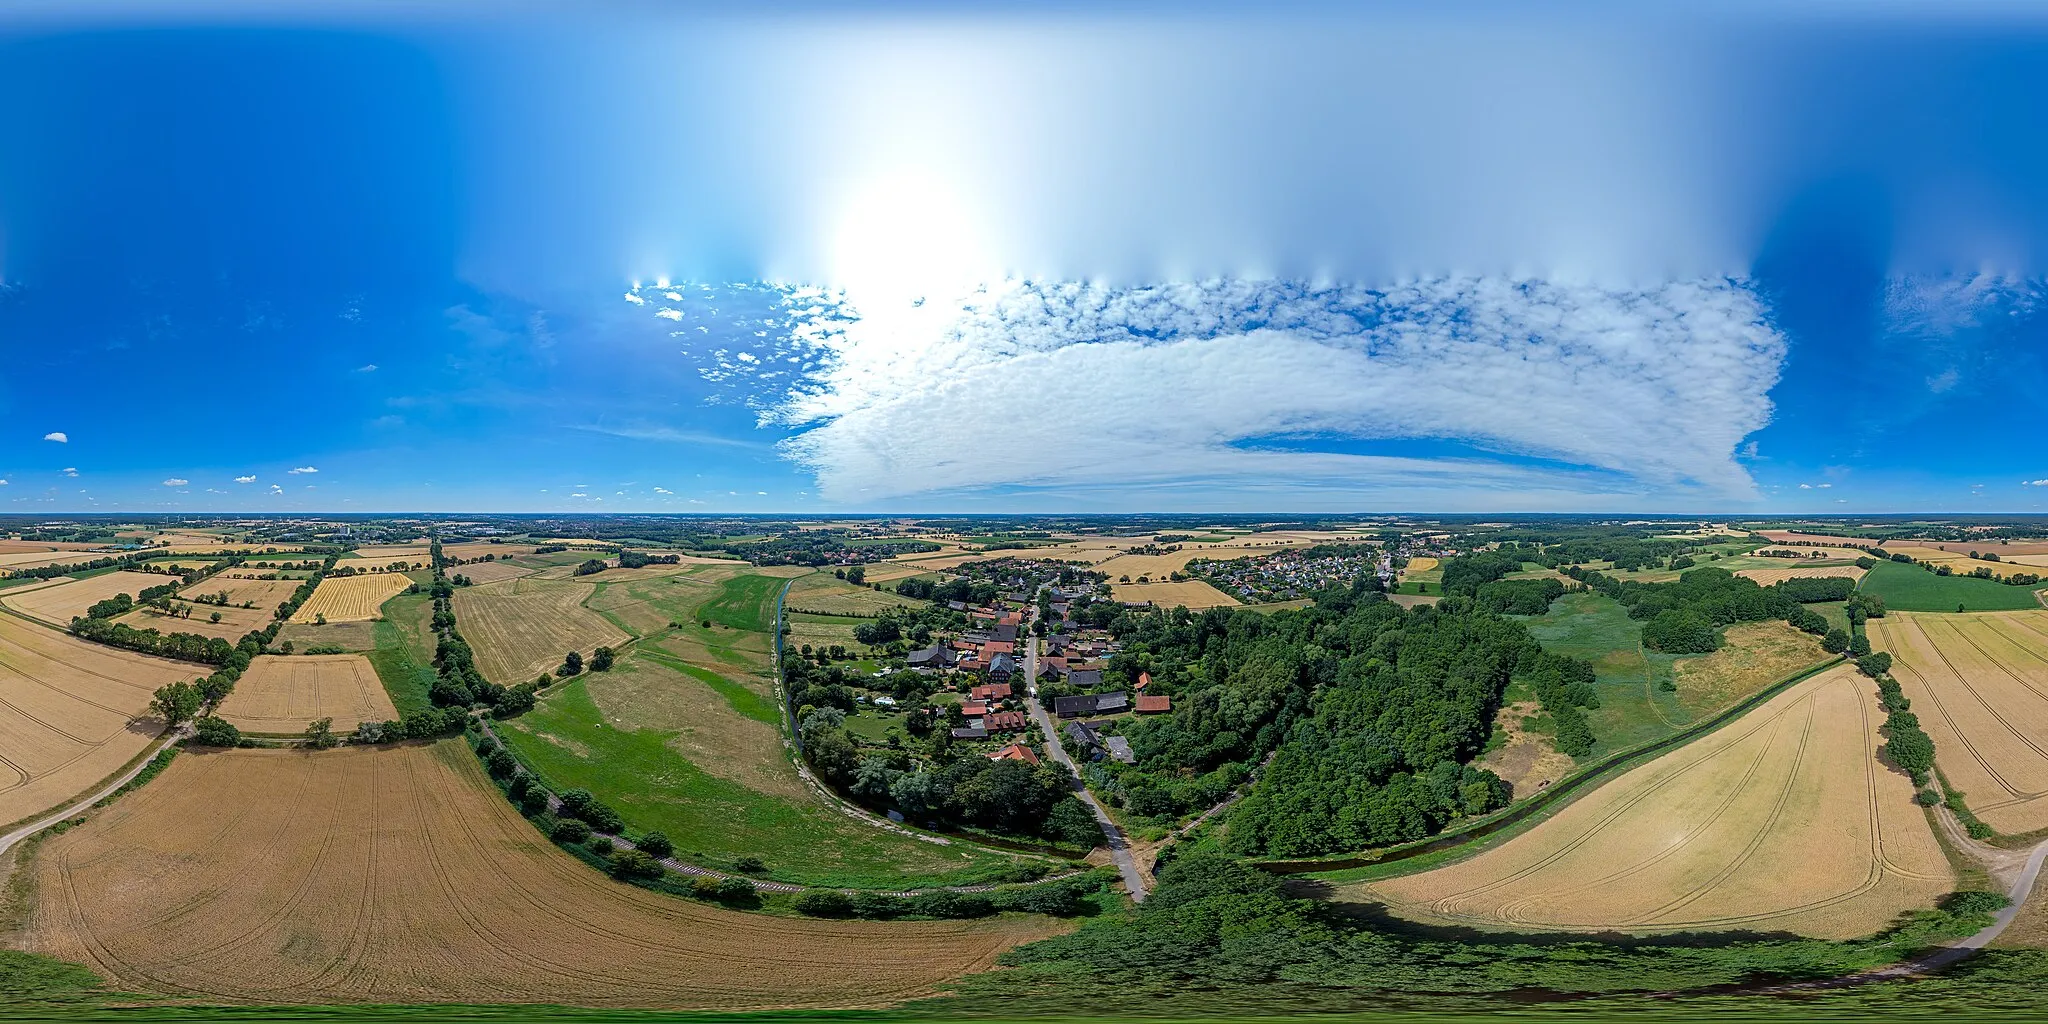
[1518,594,1833,756]
[1,572,170,626]
[290,573,414,623]
[363,591,438,719]
[0,613,191,829]
[15,742,1068,1008]
[1871,611,2048,834]
[1860,559,2048,612]
[1350,665,1952,938]
[215,653,398,733]
[784,572,920,615]
[498,570,1036,888]
[453,577,631,684]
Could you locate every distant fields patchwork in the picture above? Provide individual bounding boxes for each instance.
[1,572,171,626]
[19,742,1067,1008]
[1352,666,1951,939]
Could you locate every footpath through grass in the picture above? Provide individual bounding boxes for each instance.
[1861,559,2048,612]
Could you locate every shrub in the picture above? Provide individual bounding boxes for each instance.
[637,831,675,859]
[795,890,853,917]
[732,855,766,874]
[518,788,551,816]
[851,891,908,918]
[484,747,518,777]
[588,837,614,857]
[551,819,593,844]
[610,849,664,881]
[715,877,757,902]
[1914,789,1942,806]
[190,715,242,748]
[691,875,724,899]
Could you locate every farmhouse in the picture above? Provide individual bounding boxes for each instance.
[1066,669,1103,689]
[988,653,1018,681]
[988,743,1039,765]
[984,710,1027,731]
[1135,694,1172,714]
[951,724,989,740]
[970,682,1012,701]
[1053,691,1128,717]
[906,644,957,670]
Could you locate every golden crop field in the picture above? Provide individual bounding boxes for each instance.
[215,654,397,733]
[1,572,173,626]
[1735,565,1869,585]
[289,573,413,623]
[1108,579,1241,609]
[1351,665,1951,939]
[0,613,192,829]
[113,578,303,640]
[346,542,434,559]
[452,577,631,683]
[441,541,538,561]
[1870,611,2048,834]
[18,742,1067,1008]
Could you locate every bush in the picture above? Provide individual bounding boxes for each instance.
[518,788,551,816]
[610,849,665,881]
[190,715,242,748]
[795,890,853,917]
[715,877,757,902]
[1858,651,1894,677]
[551,819,593,844]
[732,855,766,874]
[589,837,614,857]
[851,891,909,918]
[691,875,724,899]
[637,831,674,859]
[909,891,995,919]
[1914,789,1942,806]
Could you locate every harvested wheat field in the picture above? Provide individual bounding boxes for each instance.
[114,577,301,641]
[18,742,1068,1008]
[453,577,630,684]
[1,572,172,626]
[345,542,434,560]
[214,654,397,733]
[1736,565,1868,586]
[1350,665,1952,938]
[0,614,192,829]
[1109,579,1240,610]
[445,559,535,585]
[1870,611,2048,834]
[289,573,412,624]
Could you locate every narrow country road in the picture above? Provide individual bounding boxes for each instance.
[1024,593,1148,902]
[0,723,187,861]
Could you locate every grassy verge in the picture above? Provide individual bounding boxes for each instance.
[365,591,435,719]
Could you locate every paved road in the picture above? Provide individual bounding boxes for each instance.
[0,723,186,861]
[1023,598,1148,902]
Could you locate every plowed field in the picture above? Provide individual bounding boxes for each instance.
[2,572,172,626]
[1870,611,2048,834]
[0,614,191,828]
[289,573,412,623]
[18,742,1067,1008]
[215,654,397,733]
[452,577,630,684]
[1108,579,1240,609]
[1350,665,1951,939]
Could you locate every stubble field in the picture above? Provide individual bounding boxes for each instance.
[289,573,413,623]
[1735,565,1869,586]
[453,577,631,684]
[1350,665,1952,939]
[444,559,535,585]
[1,572,175,626]
[1107,579,1241,609]
[1869,611,2048,834]
[16,741,1068,1008]
[0,614,191,828]
[215,654,398,733]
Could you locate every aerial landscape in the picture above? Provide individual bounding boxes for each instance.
[10,1,2048,1022]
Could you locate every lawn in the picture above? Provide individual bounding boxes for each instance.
[1861,559,2048,612]
[1518,592,1685,755]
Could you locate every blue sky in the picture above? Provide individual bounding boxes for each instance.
[3,4,2048,514]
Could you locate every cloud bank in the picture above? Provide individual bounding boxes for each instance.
[644,277,1786,508]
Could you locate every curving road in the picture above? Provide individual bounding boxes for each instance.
[1023,596,1148,902]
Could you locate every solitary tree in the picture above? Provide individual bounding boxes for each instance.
[150,681,203,729]
[304,717,338,749]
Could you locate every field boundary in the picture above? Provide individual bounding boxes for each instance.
[0,726,183,860]
[1263,654,1849,880]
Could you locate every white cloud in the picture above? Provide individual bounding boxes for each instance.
[680,277,1787,506]
[42,432,66,443]
[162,478,188,487]
[1817,483,1832,489]
[2026,479,2048,487]
[60,467,77,477]
[1799,483,1812,489]
[235,475,257,484]
[623,292,646,305]
[653,487,672,494]
[571,492,588,498]
[0,480,8,486]
[357,364,378,372]
[656,308,684,321]
[289,466,318,474]
[269,484,283,493]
